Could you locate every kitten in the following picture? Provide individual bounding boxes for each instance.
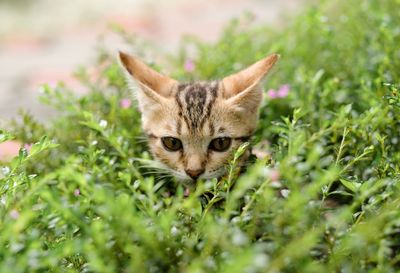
[119,52,279,182]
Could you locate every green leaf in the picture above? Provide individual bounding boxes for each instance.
[0,130,15,143]
[339,178,359,193]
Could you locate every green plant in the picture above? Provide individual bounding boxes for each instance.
[1,0,400,272]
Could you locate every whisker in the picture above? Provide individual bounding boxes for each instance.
[130,156,188,181]
[142,171,168,176]
[156,174,173,181]
[132,135,147,139]
[137,165,158,169]
[132,140,149,145]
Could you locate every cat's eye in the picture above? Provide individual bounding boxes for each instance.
[209,137,232,152]
[161,137,183,152]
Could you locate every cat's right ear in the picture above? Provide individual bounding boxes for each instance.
[119,52,177,110]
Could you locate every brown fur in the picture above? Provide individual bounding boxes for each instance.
[119,52,279,181]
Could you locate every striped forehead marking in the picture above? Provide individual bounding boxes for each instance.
[175,81,219,133]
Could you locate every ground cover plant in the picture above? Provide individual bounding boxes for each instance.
[1,0,400,272]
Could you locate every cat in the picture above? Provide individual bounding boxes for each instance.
[119,52,279,182]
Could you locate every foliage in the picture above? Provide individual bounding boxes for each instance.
[1,0,400,272]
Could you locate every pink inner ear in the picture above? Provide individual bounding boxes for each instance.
[222,54,279,98]
[119,51,178,97]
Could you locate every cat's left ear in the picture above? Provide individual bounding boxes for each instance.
[222,54,279,111]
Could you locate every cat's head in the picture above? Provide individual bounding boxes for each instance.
[119,52,279,182]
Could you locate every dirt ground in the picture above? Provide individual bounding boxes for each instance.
[0,0,301,124]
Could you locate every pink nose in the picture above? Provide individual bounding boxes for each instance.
[185,169,205,180]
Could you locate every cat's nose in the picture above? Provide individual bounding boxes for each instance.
[185,169,205,180]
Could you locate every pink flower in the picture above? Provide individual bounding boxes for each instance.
[277,84,290,98]
[74,189,80,196]
[184,59,195,73]
[267,84,290,99]
[119,98,132,109]
[10,209,20,219]
[269,169,280,182]
[184,187,190,197]
[267,89,278,99]
[24,143,33,152]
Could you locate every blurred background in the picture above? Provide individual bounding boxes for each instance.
[0,0,302,123]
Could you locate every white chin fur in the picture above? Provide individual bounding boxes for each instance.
[201,169,226,180]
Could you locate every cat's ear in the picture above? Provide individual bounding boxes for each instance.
[222,54,279,110]
[119,52,177,107]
